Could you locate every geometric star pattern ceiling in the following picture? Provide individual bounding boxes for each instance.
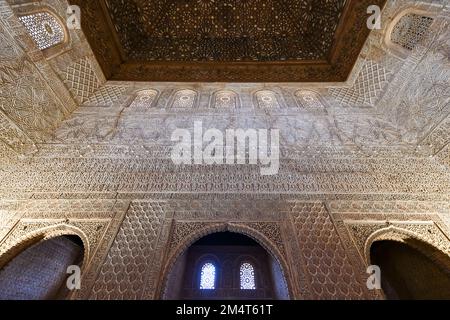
[105,0,346,62]
[71,0,387,82]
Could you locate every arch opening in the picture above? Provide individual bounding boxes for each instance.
[0,235,85,300]
[163,231,290,300]
[370,240,450,300]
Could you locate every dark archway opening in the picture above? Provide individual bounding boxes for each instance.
[163,232,289,300]
[370,240,450,300]
[0,235,84,300]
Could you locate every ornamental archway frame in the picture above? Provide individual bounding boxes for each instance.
[157,222,294,300]
[0,223,90,271]
[363,225,450,270]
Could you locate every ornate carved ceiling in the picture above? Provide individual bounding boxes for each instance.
[106,0,344,61]
[70,0,387,82]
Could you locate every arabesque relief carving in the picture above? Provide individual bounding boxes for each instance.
[0,0,449,300]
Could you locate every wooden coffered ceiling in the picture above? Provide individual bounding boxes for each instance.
[71,0,387,82]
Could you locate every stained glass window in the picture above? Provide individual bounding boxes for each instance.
[19,12,65,50]
[240,262,256,290]
[200,262,216,290]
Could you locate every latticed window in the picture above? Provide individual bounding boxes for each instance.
[19,12,65,50]
[295,90,324,109]
[214,91,238,109]
[200,263,216,290]
[240,263,256,290]
[172,89,197,108]
[129,90,158,109]
[391,14,434,51]
[255,91,281,109]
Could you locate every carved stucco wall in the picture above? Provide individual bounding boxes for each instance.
[0,0,449,300]
[0,197,448,300]
[0,0,104,156]
[0,199,128,299]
